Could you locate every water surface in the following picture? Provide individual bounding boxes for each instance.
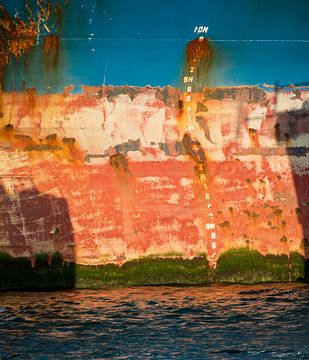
[0,283,308,359]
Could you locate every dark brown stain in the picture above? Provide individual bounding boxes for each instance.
[244,210,260,221]
[196,102,208,112]
[110,154,129,172]
[295,207,303,215]
[182,133,208,182]
[273,208,283,216]
[109,153,137,249]
[186,38,210,66]
[182,133,206,163]
[14,134,32,142]
[183,38,211,93]
[204,87,266,103]
[3,123,14,131]
[104,86,142,101]
[27,88,36,111]
[62,137,76,145]
[218,221,230,229]
[285,133,291,146]
[24,144,61,152]
[46,133,57,141]
[196,116,214,144]
[43,34,59,70]
[274,123,280,143]
[154,86,181,108]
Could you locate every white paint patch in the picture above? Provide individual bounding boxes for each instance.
[142,108,166,144]
[267,156,293,174]
[166,193,180,205]
[180,177,193,187]
[247,106,266,131]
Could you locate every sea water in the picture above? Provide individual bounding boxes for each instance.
[0,283,308,359]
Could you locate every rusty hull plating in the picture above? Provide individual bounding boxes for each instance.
[0,27,308,286]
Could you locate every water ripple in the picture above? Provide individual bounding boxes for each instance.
[0,283,308,359]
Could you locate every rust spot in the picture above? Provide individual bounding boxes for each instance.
[110,154,129,171]
[273,208,283,216]
[14,134,32,142]
[186,38,210,66]
[219,221,230,229]
[154,86,181,108]
[284,133,291,146]
[62,137,76,145]
[196,102,208,112]
[63,85,74,97]
[280,235,288,243]
[248,128,259,147]
[25,144,61,151]
[46,133,57,141]
[196,116,214,144]
[282,220,286,230]
[274,123,280,143]
[3,124,14,131]
[182,134,206,163]
[228,207,233,214]
[182,134,208,182]
[266,220,277,230]
[0,2,54,80]
[104,86,141,101]
[244,210,260,221]
[248,128,257,137]
[27,87,36,111]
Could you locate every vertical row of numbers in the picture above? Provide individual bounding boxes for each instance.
[182,34,218,267]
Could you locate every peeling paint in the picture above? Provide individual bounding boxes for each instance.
[0,2,307,285]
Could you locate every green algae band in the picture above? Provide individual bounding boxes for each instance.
[214,248,306,284]
[0,249,307,290]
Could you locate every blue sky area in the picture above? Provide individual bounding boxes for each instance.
[2,0,309,92]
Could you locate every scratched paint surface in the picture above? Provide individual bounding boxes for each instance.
[0,1,308,274]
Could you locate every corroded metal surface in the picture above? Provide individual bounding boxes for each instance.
[0,84,308,266]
